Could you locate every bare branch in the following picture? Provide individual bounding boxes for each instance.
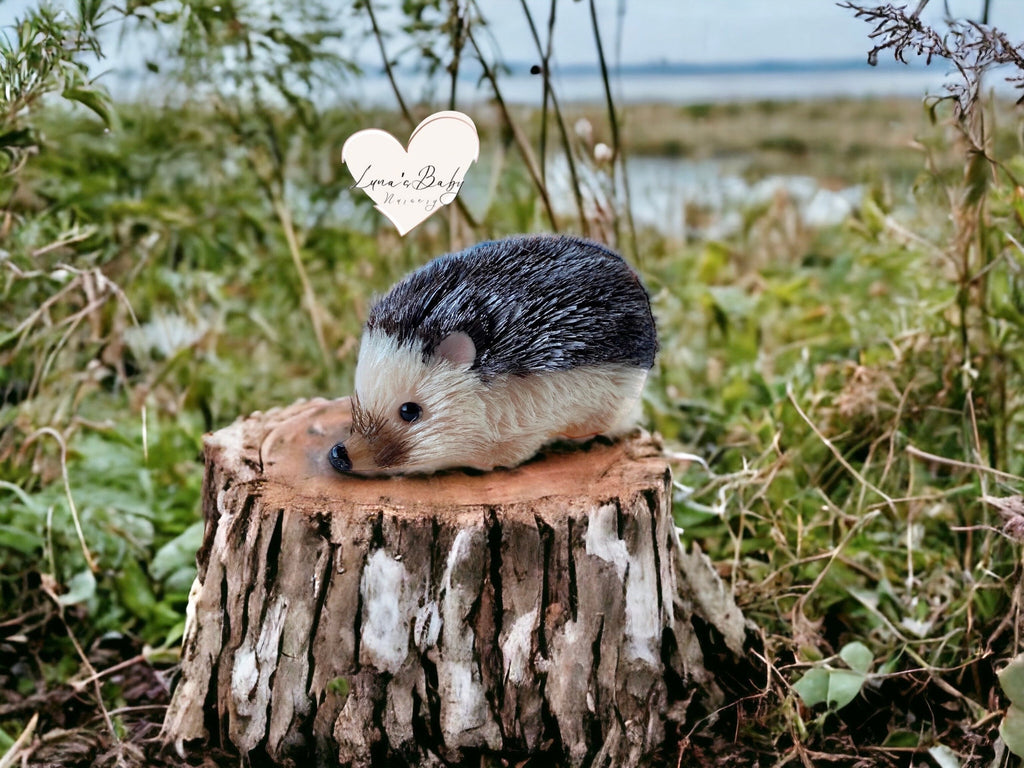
[839,2,1024,116]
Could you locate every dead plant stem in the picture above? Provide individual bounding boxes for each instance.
[364,0,478,234]
[0,713,38,768]
[905,443,1023,482]
[364,0,413,125]
[787,385,899,516]
[272,194,329,367]
[24,427,97,572]
[588,0,637,258]
[519,0,589,232]
[466,24,558,230]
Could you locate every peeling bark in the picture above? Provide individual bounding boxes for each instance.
[162,398,747,767]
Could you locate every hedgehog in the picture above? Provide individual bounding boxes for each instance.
[328,234,658,475]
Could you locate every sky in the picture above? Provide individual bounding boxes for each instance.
[2,0,1023,69]
[476,0,918,66]
[329,1,1024,70]
[483,1,1024,67]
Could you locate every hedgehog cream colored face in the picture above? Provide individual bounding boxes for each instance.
[329,329,488,474]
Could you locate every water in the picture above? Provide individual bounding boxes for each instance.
[538,154,863,240]
[108,59,1019,109]
[315,151,863,241]
[339,65,995,107]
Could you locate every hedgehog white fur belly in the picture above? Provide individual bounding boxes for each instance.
[329,234,658,475]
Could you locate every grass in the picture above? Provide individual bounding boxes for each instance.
[559,97,978,180]
[1,91,1023,767]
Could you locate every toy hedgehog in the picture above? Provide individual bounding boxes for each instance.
[328,234,657,475]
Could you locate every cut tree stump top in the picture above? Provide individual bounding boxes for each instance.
[216,397,670,516]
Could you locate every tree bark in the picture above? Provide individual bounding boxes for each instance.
[162,397,749,767]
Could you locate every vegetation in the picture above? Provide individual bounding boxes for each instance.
[1,1,1023,766]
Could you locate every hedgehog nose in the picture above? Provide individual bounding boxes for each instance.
[328,442,352,473]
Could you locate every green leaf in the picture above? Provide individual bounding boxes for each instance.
[794,663,867,711]
[0,128,35,148]
[792,668,829,707]
[999,653,1024,706]
[0,724,14,752]
[160,620,186,649]
[882,730,921,748]
[707,285,756,320]
[964,150,990,207]
[927,744,960,768]
[0,480,44,512]
[1001,659,1024,757]
[62,85,116,128]
[151,521,203,580]
[1002,704,1024,758]
[826,669,865,710]
[0,524,44,555]
[115,556,157,620]
[839,641,873,675]
[59,569,96,606]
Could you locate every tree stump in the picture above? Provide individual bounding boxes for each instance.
[162,397,749,767]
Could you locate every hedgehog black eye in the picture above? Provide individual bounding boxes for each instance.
[399,402,422,423]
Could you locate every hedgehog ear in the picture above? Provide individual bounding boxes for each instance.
[435,331,476,368]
